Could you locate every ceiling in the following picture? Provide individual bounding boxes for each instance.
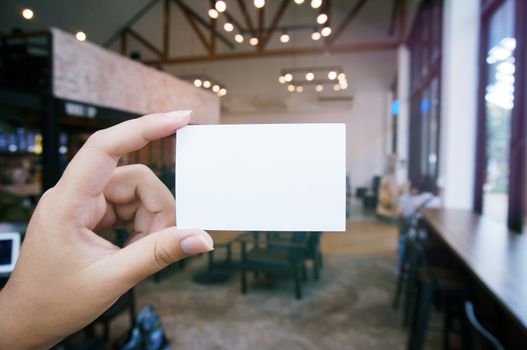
[0,0,418,113]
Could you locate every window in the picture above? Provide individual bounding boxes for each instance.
[407,0,443,189]
[475,0,527,231]
[482,0,515,222]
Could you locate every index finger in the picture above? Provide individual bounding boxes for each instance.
[58,110,191,199]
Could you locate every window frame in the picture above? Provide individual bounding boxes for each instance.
[473,0,527,232]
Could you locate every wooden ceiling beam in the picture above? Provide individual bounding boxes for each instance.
[174,0,212,54]
[142,40,398,65]
[163,0,170,58]
[173,0,234,50]
[120,31,127,56]
[326,0,369,46]
[126,28,164,58]
[259,0,289,50]
[237,0,256,36]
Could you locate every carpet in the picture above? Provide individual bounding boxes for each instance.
[111,254,408,350]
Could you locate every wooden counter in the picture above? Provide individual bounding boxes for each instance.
[422,208,527,333]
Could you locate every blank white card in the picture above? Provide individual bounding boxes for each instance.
[175,124,346,231]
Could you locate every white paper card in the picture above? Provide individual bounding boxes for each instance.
[176,124,346,231]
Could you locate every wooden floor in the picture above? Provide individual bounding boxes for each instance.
[209,220,399,259]
[321,220,398,258]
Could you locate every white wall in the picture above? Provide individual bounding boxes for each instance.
[222,89,390,190]
[439,0,480,209]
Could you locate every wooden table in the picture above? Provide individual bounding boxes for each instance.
[421,208,527,333]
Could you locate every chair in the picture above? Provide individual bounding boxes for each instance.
[93,288,136,342]
[305,232,323,280]
[405,238,471,350]
[240,232,311,299]
[193,238,238,284]
[464,302,505,350]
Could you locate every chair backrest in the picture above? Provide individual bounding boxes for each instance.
[464,302,505,350]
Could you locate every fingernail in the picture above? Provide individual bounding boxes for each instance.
[165,110,192,118]
[180,235,213,255]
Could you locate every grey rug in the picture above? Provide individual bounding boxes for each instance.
[117,254,409,350]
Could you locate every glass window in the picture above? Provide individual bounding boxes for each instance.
[482,0,515,222]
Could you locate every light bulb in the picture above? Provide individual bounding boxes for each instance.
[219,88,227,96]
[321,26,332,37]
[311,0,322,9]
[254,0,265,8]
[194,79,202,87]
[208,8,219,19]
[317,13,328,24]
[333,84,341,91]
[284,73,293,82]
[311,31,321,41]
[215,1,227,12]
[296,86,304,93]
[234,34,244,43]
[249,37,259,46]
[212,85,220,92]
[294,0,305,3]
[316,84,324,92]
[338,73,346,80]
[287,85,295,92]
[22,8,34,20]
[203,80,211,88]
[278,76,286,84]
[328,71,337,80]
[340,82,348,90]
[76,31,87,41]
[280,33,290,43]
[305,72,314,81]
[224,22,234,32]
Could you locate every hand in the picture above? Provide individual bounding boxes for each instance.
[0,111,213,349]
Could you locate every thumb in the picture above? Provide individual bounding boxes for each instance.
[107,227,213,285]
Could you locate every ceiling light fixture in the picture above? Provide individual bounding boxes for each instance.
[305,72,314,81]
[328,71,337,80]
[284,73,293,82]
[333,84,341,91]
[280,32,290,43]
[21,8,34,20]
[75,31,87,41]
[208,8,219,19]
[317,13,328,24]
[234,34,244,43]
[212,85,220,92]
[321,26,332,37]
[203,80,211,88]
[279,76,286,84]
[311,31,321,41]
[311,0,322,9]
[316,84,324,92]
[249,37,259,46]
[294,0,305,4]
[194,79,202,87]
[296,86,304,93]
[254,0,265,9]
[215,1,227,13]
[288,85,295,92]
[224,22,234,32]
[218,88,227,96]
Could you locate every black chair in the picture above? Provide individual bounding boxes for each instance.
[93,288,136,342]
[405,238,471,350]
[464,302,505,350]
[305,232,323,280]
[240,232,311,299]
[193,238,238,284]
